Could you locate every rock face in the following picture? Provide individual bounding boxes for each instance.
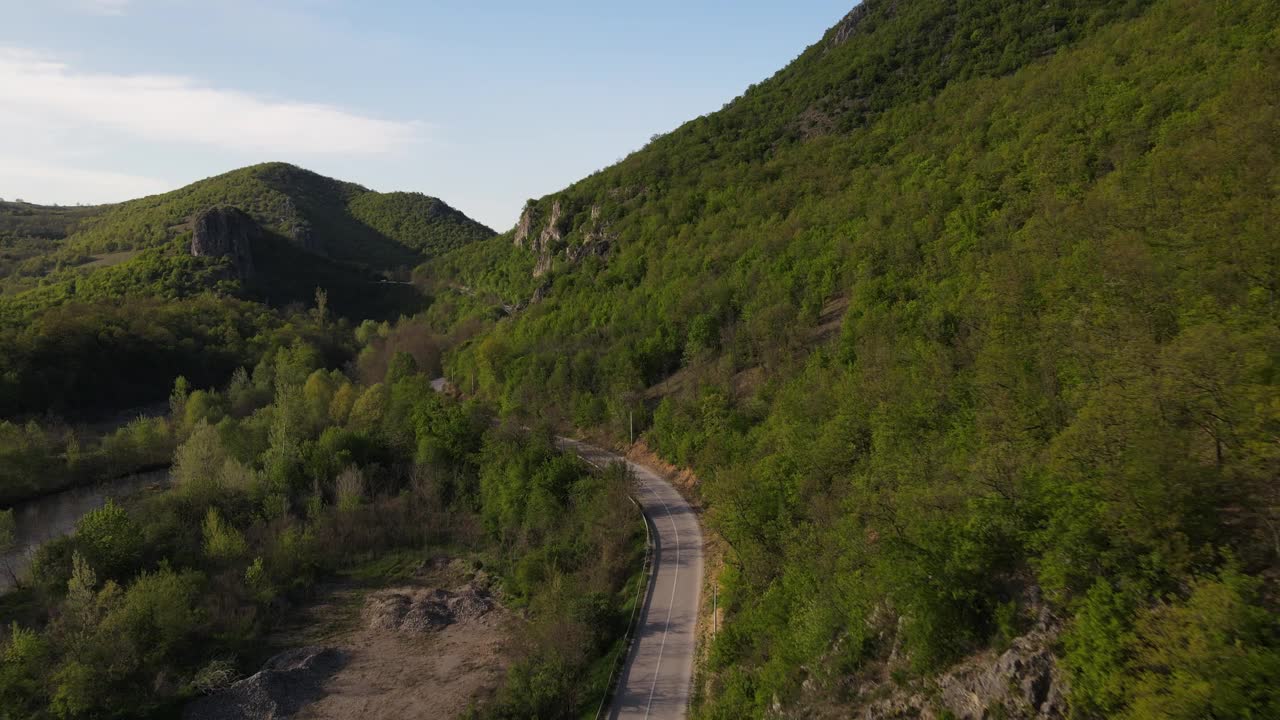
[513,202,535,248]
[191,206,256,279]
[783,591,1067,720]
[514,197,614,283]
[931,635,1063,719]
[828,2,875,50]
[184,646,345,720]
[569,203,614,262]
[856,602,1066,720]
[531,200,564,278]
[535,200,563,254]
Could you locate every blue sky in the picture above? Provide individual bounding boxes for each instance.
[0,0,854,230]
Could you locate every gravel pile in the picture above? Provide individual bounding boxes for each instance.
[184,646,345,720]
[361,584,494,633]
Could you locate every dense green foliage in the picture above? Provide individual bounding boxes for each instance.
[348,191,495,259]
[0,297,349,420]
[0,201,100,241]
[0,335,640,718]
[0,416,172,507]
[0,202,108,297]
[413,0,1280,717]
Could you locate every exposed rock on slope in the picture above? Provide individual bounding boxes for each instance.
[190,206,257,279]
[513,198,613,281]
[513,201,535,248]
[856,625,1065,719]
[532,200,563,277]
[827,2,874,49]
[789,597,1067,720]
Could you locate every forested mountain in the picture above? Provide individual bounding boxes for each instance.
[0,164,493,416]
[1,0,1276,717]
[414,0,1280,717]
[0,162,493,300]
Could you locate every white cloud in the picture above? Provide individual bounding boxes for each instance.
[0,48,422,155]
[0,157,170,205]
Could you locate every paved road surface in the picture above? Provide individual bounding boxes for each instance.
[557,438,704,720]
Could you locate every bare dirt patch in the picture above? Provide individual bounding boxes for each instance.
[194,558,515,720]
[294,576,509,717]
[295,563,512,720]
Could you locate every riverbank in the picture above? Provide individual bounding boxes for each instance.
[0,412,173,507]
[0,467,170,593]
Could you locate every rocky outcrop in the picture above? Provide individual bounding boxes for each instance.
[190,206,256,279]
[529,279,552,305]
[514,198,613,281]
[533,252,554,277]
[184,646,345,720]
[513,202,535,248]
[290,221,318,253]
[782,590,1066,720]
[828,2,876,50]
[536,200,563,253]
[514,198,565,278]
[531,200,564,277]
[856,601,1065,720]
[566,236,611,263]
[570,203,614,263]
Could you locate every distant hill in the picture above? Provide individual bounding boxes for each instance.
[0,200,103,240]
[35,161,492,269]
[0,163,494,315]
[0,164,493,416]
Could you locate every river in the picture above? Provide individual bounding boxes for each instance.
[1,469,170,593]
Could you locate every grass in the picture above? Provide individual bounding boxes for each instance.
[80,250,142,269]
[340,548,431,586]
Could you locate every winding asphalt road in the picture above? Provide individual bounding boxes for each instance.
[556,438,704,720]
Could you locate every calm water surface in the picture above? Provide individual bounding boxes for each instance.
[1,470,169,593]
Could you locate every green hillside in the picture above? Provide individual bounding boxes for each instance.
[45,162,492,265]
[0,163,492,299]
[416,0,1280,717]
[0,164,493,417]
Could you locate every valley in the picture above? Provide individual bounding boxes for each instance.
[2,0,1278,719]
